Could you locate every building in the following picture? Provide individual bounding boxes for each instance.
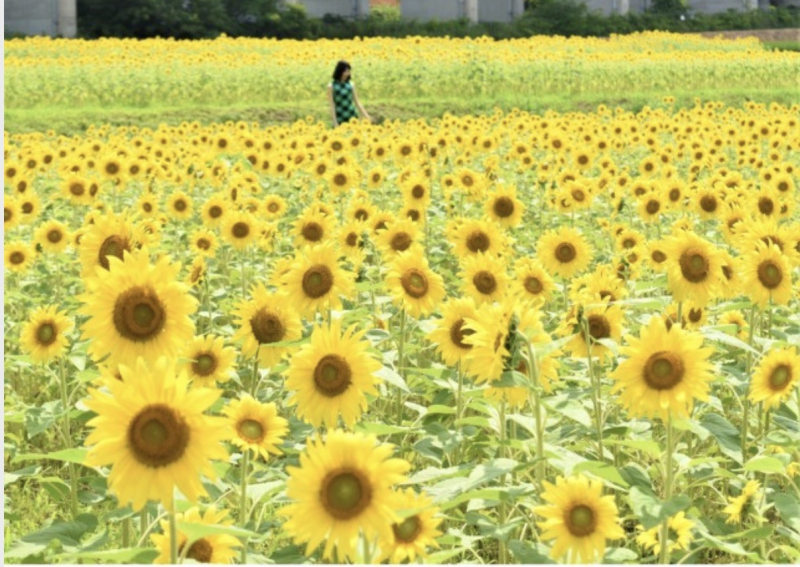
[5,0,77,37]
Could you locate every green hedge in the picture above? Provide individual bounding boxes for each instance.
[65,0,800,40]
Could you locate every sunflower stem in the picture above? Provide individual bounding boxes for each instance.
[676,302,683,329]
[498,400,508,565]
[121,517,131,548]
[396,309,406,426]
[583,319,604,461]
[240,251,247,298]
[525,340,545,492]
[249,354,260,398]
[140,508,148,540]
[239,450,250,564]
[659,413,674,565]
[58,357,79,518]
[742,305,757,459]
[454,362,464,464]
[361,534,372,564]
[169,509,179,565]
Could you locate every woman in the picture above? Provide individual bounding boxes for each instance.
[328,61,371,127]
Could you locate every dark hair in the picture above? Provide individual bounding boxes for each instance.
[332,61,351,82]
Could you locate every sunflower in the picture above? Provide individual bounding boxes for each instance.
[182,335,236,388]
[200,194,228,228]
[223,394,288,461]
[749,347,800,410]
[220,210,257,251]
[83,357,228,511]
[4,242,35,272]
[536,227,593,279]
[636,512,695,557]
[377,219,422,260]
[79,250,196,368]
[719,310,749,340]
[485,184,525,228]
[741,241,793,308]
[379,488,442,563]
[18,192,41,224]
[385,249,446,318]
[34,220,70,254]
[136,194,158,218]
[232,283,303,367]
[280,430,410,562]
[723,480,761,524]
[370,211,394,235]
[560,299,623,360]
[185,257,206,287]
[694,186,722,220]
[61,175,95,205]
[428,297,479,369]
[20,305,74,364]
[638,192,664,223]
[534,474,625,564]
[78,210,141,280]
[338,221,366,261]
[401,176,431,207]
[610,317,714,420]
[263,194,287,220]
[98,153,124,181]
[516,308,562,394]
[459,252,509,306]
[513,258,556,306]
[663,231,723,306]
[449,218,506,259]
[681,301,708,330]
[190,229,219,258]
[4,197,21,232]
[282,243,355,318]
[366,166,386,189]
[463,303,511,385]
[285,320,381,429]
[151,506,240,564]
[327,166,357,195]
[293,209,333,248]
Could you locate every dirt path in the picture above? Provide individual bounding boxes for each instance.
[696,28,799,42]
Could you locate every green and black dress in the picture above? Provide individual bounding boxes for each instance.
[330,80,358,125]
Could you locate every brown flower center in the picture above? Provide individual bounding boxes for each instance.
[128,403,189,467]
[700,195,717,213]
[9,251,25,265]
[555,242,577,263]
[302,265,334,299]
[345,232,358,247]
[302,222,323,242]
[321,469,372,520]
[524,276,543,294]
[758,197,774,216]
[466,231,490,253]
[571,189,586,202]
[267,202,280,213]
[192,353,218,377]
[113,287,166,342]
[209,205,223,219]
[493,196,515,218]
[250,308,285,344]
[401,268,429,299]
[314,354,352,397]
[36,322,57,346]
[355,208,369,221]
[390,232,412,252]
[651,250,667,263]
[565,504,597,537]
[472,271,497,295]
[643,351,685,390]
[98,235,131,270]
[688,308,703,323]
[180,538,213,563]
[646,200,660,215]
[678,248,709,283]
[173,199,187,212]
[237,418,265,443]
[232,222,250,239]
[47,229,63,244]
[105,161,120,176]
[21,202,33,214]
[768,364,792,391]
[197,238,210,250]
[668,188,681,202]
[406,209,420,222]
[69,182,85,196]
[393,516,423,544]
[333,173,347,187]
[587,314,611,341]
[411,185,425,199]
[757,260,782,289]
[449,318,474,350]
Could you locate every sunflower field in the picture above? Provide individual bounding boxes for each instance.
[3,32,800,566]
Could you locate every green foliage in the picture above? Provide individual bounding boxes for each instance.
[73,0,800,40]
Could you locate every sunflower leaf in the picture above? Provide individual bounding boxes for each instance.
[573,461,630,488]
[176,521,258,545]
[57,547,159,564]
[699,412,743,464]
[13,448,89,466]
[508,540,556,564]
[771,493,800,532]
[629,487,691,530]
[375,365,409,393]
[701,328,759,355]
[743,455,785,474]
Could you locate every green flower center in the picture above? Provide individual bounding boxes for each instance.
[36,323,57,346]
[238,418,265,442]
[322,470,371,520]
[393,515,423,543]
[768,365,791,391]
[566,504,596,537]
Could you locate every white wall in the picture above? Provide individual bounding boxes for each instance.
[690,0,749,12]
[5,0,58,37]
[401,0,467,21]
[478,0,525,22]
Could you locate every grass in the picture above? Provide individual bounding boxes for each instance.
[4,87,799,136]
[763,41,800,52]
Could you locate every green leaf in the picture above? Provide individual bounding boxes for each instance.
[772,492,800,532]
[702,328,760,355]
[699,413,743,464]
[375,365,409,393]
[608,439,662,458]
[246,481,284,505]
[546,397,592,428]
[356,422,412,436]
[59,548,159,564]
[744,456,785,474]
[697,529,756,559]
[573,461,630,488]
[3,465,42,487]
[629,487,691,530]
[21,513,98,547]
[13,448,89,466]
[604,547,639,562]
[619,463,655,494]
[721,525,773,541]
[508,540,556,564]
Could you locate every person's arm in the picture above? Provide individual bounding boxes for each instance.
[351,84,372,123]
[327,84,338,127]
